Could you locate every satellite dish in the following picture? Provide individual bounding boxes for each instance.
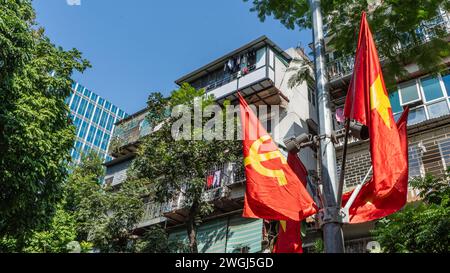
[66,241,81,253]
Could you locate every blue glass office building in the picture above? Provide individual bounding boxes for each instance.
[66,82,128,163]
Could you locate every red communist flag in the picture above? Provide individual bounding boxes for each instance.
[273,152,309,253]
[342,12,409,223]
[273,219,303,253]
[238,93,317,221]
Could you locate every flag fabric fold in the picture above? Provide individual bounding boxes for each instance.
[238,93,317,222]
[273,152,310,253]
[342,12,409,223]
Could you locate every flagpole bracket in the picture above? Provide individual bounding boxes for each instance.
[340,207,350,224]
[319,206,343,227]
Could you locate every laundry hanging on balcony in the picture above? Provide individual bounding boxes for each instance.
[206,170,222,189]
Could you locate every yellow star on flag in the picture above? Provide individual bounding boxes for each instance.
[370,75,392,128]
[280,220,287,232]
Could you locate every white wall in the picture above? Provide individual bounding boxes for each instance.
[271,47,318,172]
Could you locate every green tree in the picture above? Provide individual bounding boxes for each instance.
[87,177,149,253]
[22,207,77,253]
[0,0,90,240]
[135,225,187,253]
[64,152,149,253]
[64,152,106,242]
[244,0,450,86]
[372,170,450,253]
[131,85,241,253]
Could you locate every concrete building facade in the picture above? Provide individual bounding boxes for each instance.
[104,36,319,253]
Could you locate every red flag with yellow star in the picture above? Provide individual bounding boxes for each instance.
[342,12,409,223]
[273,152,309,253]
[238,93,317,221]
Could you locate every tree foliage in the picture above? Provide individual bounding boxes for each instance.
[130,85,241,253]
[372,170,450,253]
[135,225,186,253]
[64,152,150,253]
[244,0,450,86]
[0,0,90,238]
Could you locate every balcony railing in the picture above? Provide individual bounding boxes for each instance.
[204,65,257,93]
[157,161,247,215]
[334,127,362,148]
[108,110,151,156]
[327,12,450,82]
[141,202,165,223]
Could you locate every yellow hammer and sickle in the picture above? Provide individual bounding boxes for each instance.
[244,135,288,186]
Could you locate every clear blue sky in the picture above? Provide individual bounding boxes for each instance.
[33,0,311,114]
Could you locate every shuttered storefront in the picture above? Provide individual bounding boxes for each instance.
[225,216,263,253]
[168,215,263,253]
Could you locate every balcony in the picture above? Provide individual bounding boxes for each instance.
[203,63,281,106]
[108,108,151,158]
[137,202,166,228]
[175,36,292,106]
[162,161,246,225]
[326,12,450,83]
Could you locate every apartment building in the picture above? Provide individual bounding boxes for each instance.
[66,82,128,164]
[302,9,450,252]
[104,36,319,253]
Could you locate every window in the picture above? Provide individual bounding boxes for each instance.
[421,76,443,102]
[98,97,105,107]
[73,140,83,161]
[101,134,110,151]
[78,121,88,139]
[94,129,104,147]
[85,103,95,120]
[76,84,84,93]
[83,88,91,98]
[99,111,108,128]
[70,94,81,112]
[73,117,81,134]
[90,92,98,102]
[87,125,96,143]
[440,71,450,96]
[256,47,266,68]
[77,98,88,116]
[92,108,101,124]
[104,101,111,111]
[407,106,427,125]
[106,115,115,131]
[308,84,316,107]
[399,81,421,105]
[388,90,403,113]
[139,119,152,137]
[118,110,125,118]
[408,145,423,178]
[111,105,118,115]
[83,144,90,155]
[427,100,449,119]
[437,138,450,169]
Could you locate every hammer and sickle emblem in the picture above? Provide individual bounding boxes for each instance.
[244,135,288,186]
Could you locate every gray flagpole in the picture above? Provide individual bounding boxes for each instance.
[309,0,345,253]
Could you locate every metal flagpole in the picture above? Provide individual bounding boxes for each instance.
[336,118,351,208]
[342,166,373,223]
[309,0,345,253]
